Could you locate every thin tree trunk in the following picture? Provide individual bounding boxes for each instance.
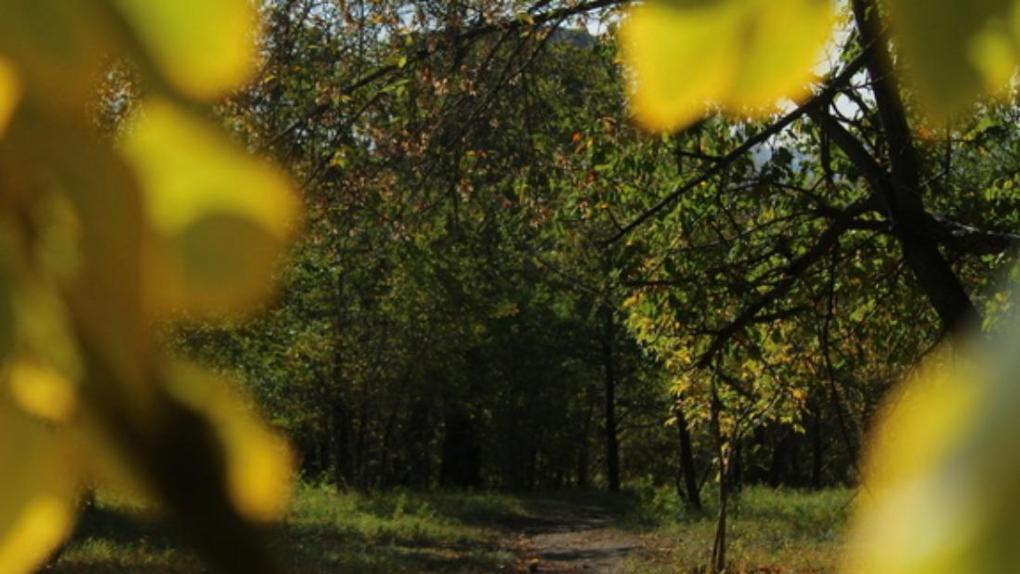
[675,403,703,513]
[601,304,621,493]
[811,402,824,489]
[331,270,354,491]
[709,382,728,574]
[330,397,354,491]
[578,403,593,488]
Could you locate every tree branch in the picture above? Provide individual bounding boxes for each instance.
[607,51,870,245]
[695,199,875,369]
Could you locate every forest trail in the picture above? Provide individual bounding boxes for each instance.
[509,497,642,574]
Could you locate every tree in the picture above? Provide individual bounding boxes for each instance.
[619,0,1020,571]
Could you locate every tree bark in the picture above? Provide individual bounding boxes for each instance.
[850,0,980,333]
[440,408,483,487]
[675,403,703,513]
[601,303,621,493]
[709,382,728,574]
[330,397,354,491]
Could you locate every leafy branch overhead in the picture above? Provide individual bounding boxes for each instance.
[621,0,1020,572]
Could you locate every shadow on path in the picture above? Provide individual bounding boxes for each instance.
[508,496,642,574]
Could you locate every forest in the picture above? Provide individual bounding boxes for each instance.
[4,0,1020,573]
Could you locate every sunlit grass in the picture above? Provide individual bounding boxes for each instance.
[627,485,852,573]
[50,484,851,573]
[52,485,523,573]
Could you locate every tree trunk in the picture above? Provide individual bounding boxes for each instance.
[852,0,979,333]
[675,403,703,513]
[578,405,592,488]
[331,269,354,491]
[709,382,728,574]
[330,397,354,491]
[811,402,824,489]
[440,409,482,487]
[601,304,621,493]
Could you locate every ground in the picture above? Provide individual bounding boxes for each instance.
[509,496,643,573]
[49,485,849,573]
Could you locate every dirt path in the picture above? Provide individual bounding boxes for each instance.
[510,498,642,574]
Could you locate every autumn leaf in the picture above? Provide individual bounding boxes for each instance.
[887,0,1020,119]
[0,59,18,136]
[120,100,300,316]
[111,0,258,100]
[620,0,834,132]
[841,340,1020,573]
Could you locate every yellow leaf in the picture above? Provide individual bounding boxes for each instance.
[731,0,833,109]
[0,401,77,574]
[7,360,77,423]
[620,2,739,131]
[166,364,293,522]
[841,343,1020,573]
[0,1,113,114]
[43,129,153,408]
[887,0,1020,119]
[111,0,258,100]
[0,268,12,369]
[0,59,19,136]
[120,100,299,316]
[620,0,833,132]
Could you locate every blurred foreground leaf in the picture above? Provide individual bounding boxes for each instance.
[843,330,1020,572]
[619,0,833,132]
[121,100,299,317]
[887,0,1020,120]
[0,58,18,135]
[111,0,258,100]
[0,402,76,573]
[0,1,298,573]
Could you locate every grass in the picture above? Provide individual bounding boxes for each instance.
[51,485,527,573]
[625,484,853,573]
[49,483,852,573]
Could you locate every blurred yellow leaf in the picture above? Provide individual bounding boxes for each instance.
[7,360,77,422]
[0,1,113,113]
[0,1,299,571]
[0,272,12,370]
[120,100,299,316]
[887,0,1020,119]
[0,59,19,136]
[46,130,153,408]
[112,0,258,100]
[0,402,77,574]
[166,364,293,522]
[842,342,1020,573]
[620,0,833,132]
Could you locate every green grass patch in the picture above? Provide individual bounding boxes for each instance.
[50,484,852,573]
[625,485,853,574]
[51,486,526,573]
